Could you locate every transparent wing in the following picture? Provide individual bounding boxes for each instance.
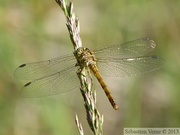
[14,54,76,80]
[97,56,165,77]
[20,65,79,97]
[94,37,156,58]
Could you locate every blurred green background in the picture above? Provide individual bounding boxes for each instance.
[0,0,180,135]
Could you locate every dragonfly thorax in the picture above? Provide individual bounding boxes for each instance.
[74,47,97,67]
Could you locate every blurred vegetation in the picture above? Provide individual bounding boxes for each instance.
[0,0,180,135]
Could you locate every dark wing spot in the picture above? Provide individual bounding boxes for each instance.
[19,64,26,68]
[24,82,31,87]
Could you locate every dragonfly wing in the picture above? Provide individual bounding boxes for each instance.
[94,37,156,58]
[97,56,165,77]
[14,54,76,80]
[20,65,79,97]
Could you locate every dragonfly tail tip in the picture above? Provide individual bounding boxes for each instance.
[114,105,119,110]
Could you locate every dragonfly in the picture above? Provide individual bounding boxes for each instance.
[14,37,165,110]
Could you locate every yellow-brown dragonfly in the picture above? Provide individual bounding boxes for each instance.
[14,37,165,110]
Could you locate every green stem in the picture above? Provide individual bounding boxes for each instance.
[55,0,103,134]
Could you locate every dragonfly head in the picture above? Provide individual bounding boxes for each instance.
[74,47,96,67]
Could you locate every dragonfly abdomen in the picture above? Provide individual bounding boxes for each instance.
[89,64,119,110]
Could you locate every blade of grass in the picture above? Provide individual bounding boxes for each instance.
[55,0,103,134]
